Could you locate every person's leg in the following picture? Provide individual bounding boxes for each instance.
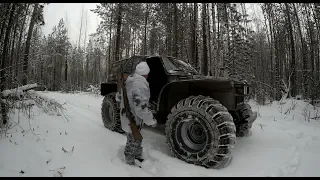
[124,133,136,165]
[134,138,143,162]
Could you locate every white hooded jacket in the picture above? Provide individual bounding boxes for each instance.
[115,73,156,133]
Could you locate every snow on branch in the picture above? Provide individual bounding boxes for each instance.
[86,85,100,96]
[279,71,293,105]
[1,83,67,131]
[17,90,66,116]
[1,83,39,98]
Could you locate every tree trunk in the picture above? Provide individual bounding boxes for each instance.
[143,4,149,55]
[9,5,22,87]
[53,56,56,91]
[0,4,10,46]
[173,3,178,58]
[150,21,156,55]
[22,3,39,85]
[94,49,97,84]
[126,26,131,57]
[264,3,276,99]
[190,4,195,67]
[9,23,17,88]
[65,48,68,82]
[207,4,212,76]
[98,50,101,84]
[16,4,29,79]
[83,9,88,50]
[202,3,208,75]
[211,3,217,77]
[284,3,296,97]
[1,4,16,84]
[108,12,112,78]
[166,3,173,56]
[293,4,308,97]
[1,3,16,125]
[40,53,43,82]
[216,4,221,77]
[305,4,316,100]
[132,28,136,55]
[313,3,320,84]
[114,3,123,62]
[193,3,199,70]
[78,5,84,49]
[223,3,230,77]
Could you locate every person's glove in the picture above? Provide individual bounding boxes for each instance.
[115,91,121,102]
[151,120,157,128]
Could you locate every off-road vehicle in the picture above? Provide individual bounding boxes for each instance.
[100,55,257,169]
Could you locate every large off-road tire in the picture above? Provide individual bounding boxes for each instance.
[165,95,236,169]
[101,92,124,134]
[235,103,256,137]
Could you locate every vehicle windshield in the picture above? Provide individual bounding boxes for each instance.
[162,57,199,75]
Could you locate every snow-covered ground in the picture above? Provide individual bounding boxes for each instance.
[0,92,319,177]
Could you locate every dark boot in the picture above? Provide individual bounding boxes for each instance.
[135,157,144,162]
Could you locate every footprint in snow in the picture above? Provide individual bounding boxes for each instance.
[110,146,152,176]
[139,149,167,176]
[269,146,301,177]
[111,145,167,176]
[147,141,171,156]
[110,145,126,165]
[294,132,304,139]
[274,153,301,177]
[286,131,304,139]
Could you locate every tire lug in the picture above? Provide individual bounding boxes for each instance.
[165,96,236,169]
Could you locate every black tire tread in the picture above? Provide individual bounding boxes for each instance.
[165,95,236,169]
[235,102,254,137]
[101,92,124,134]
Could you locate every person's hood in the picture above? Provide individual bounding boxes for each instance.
[135,61,150,75]
[126,73,149,88]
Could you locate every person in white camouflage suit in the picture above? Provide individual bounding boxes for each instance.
[116,61,157,167]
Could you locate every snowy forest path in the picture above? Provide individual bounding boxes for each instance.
[1,92,319,177]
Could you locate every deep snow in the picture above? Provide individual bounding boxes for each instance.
[0,92,319,177]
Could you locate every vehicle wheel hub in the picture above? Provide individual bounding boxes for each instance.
[179,115,207,152]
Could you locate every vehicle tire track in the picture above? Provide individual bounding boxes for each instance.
[65,102,104,128]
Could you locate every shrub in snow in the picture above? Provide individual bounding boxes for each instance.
[1,84,66,130]
[20,90,65,116]
[86,85,100,96]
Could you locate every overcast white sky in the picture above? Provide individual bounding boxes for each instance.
[43,3,101,46]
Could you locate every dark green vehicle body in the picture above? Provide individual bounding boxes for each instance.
[100,55,250,124]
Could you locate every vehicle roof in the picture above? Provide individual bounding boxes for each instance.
[114,55,164,65]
